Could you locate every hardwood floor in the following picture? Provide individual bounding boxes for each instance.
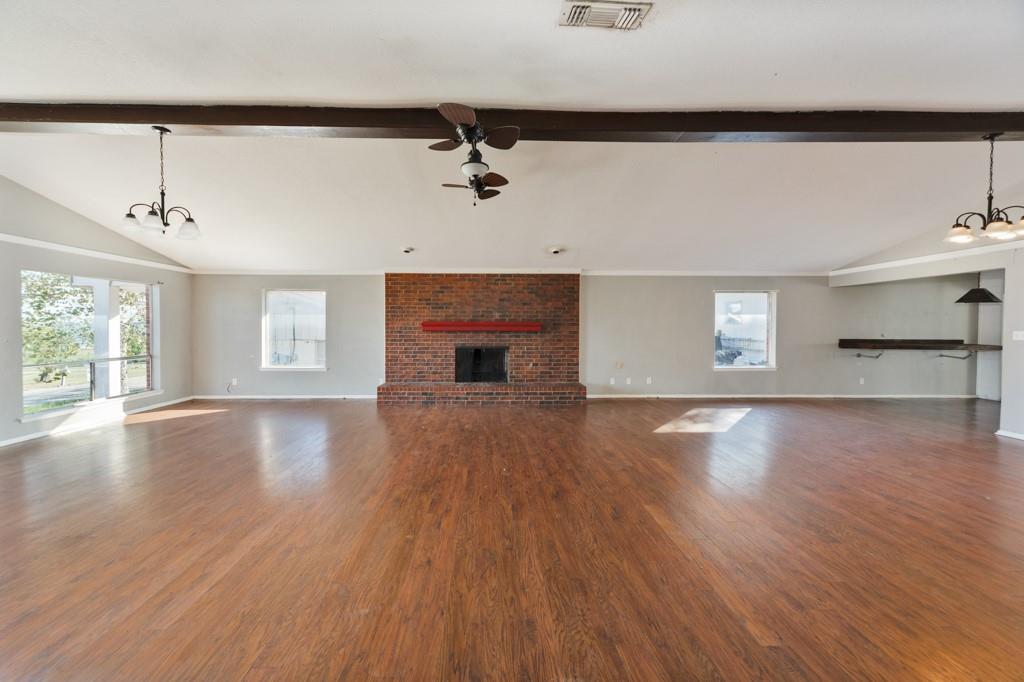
[1,398,1023,680]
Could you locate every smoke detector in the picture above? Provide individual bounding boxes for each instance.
[559,1,652,30]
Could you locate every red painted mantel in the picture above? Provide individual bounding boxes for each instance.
[421,320,543,332]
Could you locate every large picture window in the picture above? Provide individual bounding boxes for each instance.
[713,291,777,369]
[21,270,154,415]
[262,290,327,369]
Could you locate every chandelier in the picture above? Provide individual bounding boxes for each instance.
[121,126,201,240]
[944,134,1024,244]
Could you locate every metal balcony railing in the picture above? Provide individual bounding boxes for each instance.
[22,355,152,404]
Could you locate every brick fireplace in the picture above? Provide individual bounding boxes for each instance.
[377,273,586,405]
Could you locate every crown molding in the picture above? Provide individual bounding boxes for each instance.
[193,269,384,276]
[0,232,192,273]
[829,240,1024,277]
[582,270,827,277]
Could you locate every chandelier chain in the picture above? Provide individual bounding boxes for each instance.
[158,129,166,192]
[987,135,995,201]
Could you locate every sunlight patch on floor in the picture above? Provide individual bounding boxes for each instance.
[125,408,228,424]
[654,407,752,433]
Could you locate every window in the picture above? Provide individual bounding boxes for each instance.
[262,290,327,369]
[21,270,154,415]
[713,291,776,369]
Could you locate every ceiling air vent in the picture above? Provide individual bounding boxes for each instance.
[559,1,652,30]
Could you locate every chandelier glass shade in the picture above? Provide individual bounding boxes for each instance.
[122,126,201,240]
[944,134,1023,244]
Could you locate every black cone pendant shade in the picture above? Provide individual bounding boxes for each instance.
[956,288,1002,303]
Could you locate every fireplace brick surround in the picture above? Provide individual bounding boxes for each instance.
[377,273,586,405]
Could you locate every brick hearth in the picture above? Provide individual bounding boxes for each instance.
[378,273,586,405]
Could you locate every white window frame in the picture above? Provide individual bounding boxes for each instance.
[260,289,328,372]
[18,270,161,421]
[712,290,778,371]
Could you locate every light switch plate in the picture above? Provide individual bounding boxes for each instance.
[1014,331,1024,341]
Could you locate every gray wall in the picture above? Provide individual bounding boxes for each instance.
[581,274,979,396]
[0,244,192,443]
[0,176,185,267]
[191,275,384,397]
[1,176,193,443]
[976,270,1004,401]
[1000,253,1024,435]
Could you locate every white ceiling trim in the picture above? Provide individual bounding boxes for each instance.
[0,232,193,273]
[384,267,584,274]
[828,240,1024,277]
[193,268,830,277]
[193,267,583,276]
[195,269,380,276]
[583,270,828,277]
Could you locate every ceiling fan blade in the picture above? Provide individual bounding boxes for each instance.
[481,172,509,187]
[428,139,463,151]
[483,126,520,150]
[437,103,476,127]
[441,183,469,188]
[477,189,501,200]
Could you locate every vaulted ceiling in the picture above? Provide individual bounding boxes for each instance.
[2,0,1023,273]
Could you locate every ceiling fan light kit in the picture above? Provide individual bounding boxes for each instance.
[461,148,489,178]
[943,134,1024,244]
[122,126,201,240]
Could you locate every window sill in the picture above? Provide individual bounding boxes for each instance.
[713,367,778,372]
[258,367,328,372]
[18,389,165,423]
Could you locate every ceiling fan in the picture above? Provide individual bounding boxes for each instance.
[429,103,518,203]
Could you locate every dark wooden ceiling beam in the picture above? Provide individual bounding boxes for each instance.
[1,102,1023,142]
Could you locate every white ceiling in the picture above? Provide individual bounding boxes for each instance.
[2,133,1023,273]
[2,1,1024,274]
[3,0,1024,110]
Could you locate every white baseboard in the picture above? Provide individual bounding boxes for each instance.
[124,395,197,414]
[1,394,195,450]
[995,430,1024,442]
[0,430,52,449]
[192,394,377,400]
[1,411,127,449]
[587,394,978,399]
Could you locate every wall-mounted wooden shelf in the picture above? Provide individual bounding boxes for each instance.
[838,339,1002,351]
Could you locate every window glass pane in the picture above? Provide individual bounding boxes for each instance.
[117,284,151,396]
[714,292,772,368]
[21,270,96,414]
[265,290,327,368]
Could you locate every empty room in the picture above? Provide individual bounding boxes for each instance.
[2,1,1024,679]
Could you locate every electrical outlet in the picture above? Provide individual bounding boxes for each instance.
[1014,331,1024,341]
[646,376,652,385]
[626,377,631,385]
[859,377,865,385]
[231,377,239,386]
[610,377,616,385]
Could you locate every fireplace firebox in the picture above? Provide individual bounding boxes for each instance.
[455,347,508,383]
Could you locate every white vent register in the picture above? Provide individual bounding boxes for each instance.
[559,1,652,30]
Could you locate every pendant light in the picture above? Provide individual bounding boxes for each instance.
[944,134,1024,244]
[122,126,201,240]
[956,287,1002,303]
